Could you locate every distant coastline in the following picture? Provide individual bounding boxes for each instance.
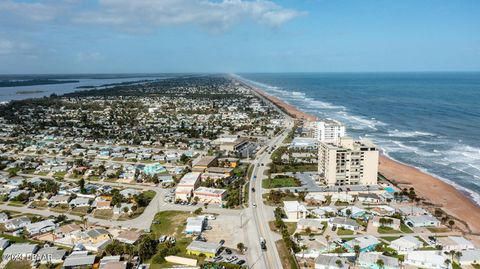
[16,90,45,95]
[0,79,79,88]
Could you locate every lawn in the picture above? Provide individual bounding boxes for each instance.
[7,201,26,207]
[70,206,90,216]
[427,227,451,233]
[270,164,317,173]
[93,209,113,219]
[400,223,414,233]
[30,200,48,208]
[151,211,191,238]
[377,227,402,234]
[149,211,206,267]
[276,239,299,269]
[50,204,69,213]
[380,236,401,242]
[337,228,354,236]
[5,260,31,269]
[262,177,301,188]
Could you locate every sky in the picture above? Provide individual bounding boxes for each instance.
[0,0,479,74]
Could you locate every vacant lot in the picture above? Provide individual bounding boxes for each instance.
[262,177,301,188]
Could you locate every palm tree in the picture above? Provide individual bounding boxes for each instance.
[444,258,451,269]
[335,259,343,268]
[455,251,462,264]
[354,245,361,259]
[376,259,385,269]
[301,244,308,258]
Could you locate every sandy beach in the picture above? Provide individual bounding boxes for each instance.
[248,82,480,234]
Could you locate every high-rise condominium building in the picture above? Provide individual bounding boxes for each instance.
[318,137,379,186]
[314,120,346,143]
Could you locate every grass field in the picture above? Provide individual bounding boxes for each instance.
[262,177,301,188]
[149,211,207,267]
[93,209,113,219]
[400,223,414,233]
[377,226,402,234]
[275,239,299,269]
[337,228,354,236]
[70,206,90,216]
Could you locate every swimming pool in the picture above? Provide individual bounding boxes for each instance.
[384,187,396,193]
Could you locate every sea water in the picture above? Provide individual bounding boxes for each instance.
[239,72,480,205]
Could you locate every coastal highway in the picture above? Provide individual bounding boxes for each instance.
[244,120,292,269]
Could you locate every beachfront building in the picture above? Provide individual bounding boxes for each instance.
[315,119,346,143]
[318,137,379,186]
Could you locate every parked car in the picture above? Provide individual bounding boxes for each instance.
[225,248,232,255]
[236,260,246,265]
[159,235,166,243]
[219,239,225,245]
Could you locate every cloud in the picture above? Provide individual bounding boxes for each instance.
[0,0,63,22]
[73,0,305,31]
[0,39,32,55]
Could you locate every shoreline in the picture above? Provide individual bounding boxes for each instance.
[244,80,480,234]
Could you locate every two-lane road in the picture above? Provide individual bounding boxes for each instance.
[245,120,293,269]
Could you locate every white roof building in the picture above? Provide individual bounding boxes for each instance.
[26,219,57,235]
[185,217,204,234]
[405,215,440,227]
[283,201,308,220]
[2,243,39,261]
[390,236,423,253]
[437,236,475,251]
[458,249,480,266]
[404,250,447,269]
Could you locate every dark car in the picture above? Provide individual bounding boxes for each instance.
[236,260,246,265]
[331,226,337,231]
[225,248,232,255]
[251,187,256,192]
[219,239,225,245]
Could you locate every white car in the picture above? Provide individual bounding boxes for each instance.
[206,215,216,220]
[253,203,257,208]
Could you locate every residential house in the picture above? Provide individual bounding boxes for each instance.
[437,236,475,251]
[5,216,31,231]
[69,197,91,208]
[390,236,423,253]
[2,243,39,261]
[357,193,381,204]
[36,247,67,264]
[26,219,57,235]
[48,194,70,206]
[404,251,447,269]
[113,203,133,215]
[405,215,440,228]
[357,253,399,269]
[283,201,308,220]
[314,254,349,269]
[371,216,401,230]
[297,219,324,233]
[458,249,480,267]
[0,238,10,250]
[344,235,379,252]
[329,217,360,231]
[0,212,8,223]
[63,251,96,269]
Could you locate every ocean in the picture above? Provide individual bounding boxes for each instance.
[238,72,480,205]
